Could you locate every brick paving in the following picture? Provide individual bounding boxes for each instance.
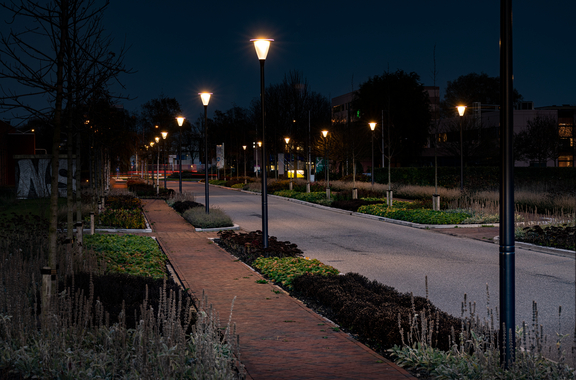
[140,198,415,380]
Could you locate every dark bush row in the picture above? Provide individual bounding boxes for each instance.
[61,272,195,330]
[217,230,303,266]
[127,183,175,198]
[171,200,204,214]
[105,194,142,210]
[519,224,576,251]
[291,272,461,351]
[330,199,386,212]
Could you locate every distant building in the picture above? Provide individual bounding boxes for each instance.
[0,120,36,187]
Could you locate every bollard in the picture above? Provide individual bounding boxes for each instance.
[306,183,310,193]
[352,188,358,200]
[432,194,440,211]
[90,212,95,235]
[101,196,105,209]
[289,182,293,191]
[98,201,102,214]
[386,190,393,207]
[326,187,331,200]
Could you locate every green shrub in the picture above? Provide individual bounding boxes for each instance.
[231,183,244,189]
[273,190,332,205]
[183,207,233,228]
[84,234,167,279]
[90,209,146,229]
[253,257,339,289]
[358,204,471,224]
[208,179,227,186]
[105,194,142,210]
[217,230,303,266]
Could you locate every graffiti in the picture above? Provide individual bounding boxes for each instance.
[15,158,76,199]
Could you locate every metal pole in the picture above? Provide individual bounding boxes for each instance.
[460,116,464,191]
[499,0,515,367]
[371,129,375,186]
[156,145,159,195]
[163,140,167,189]
[259,59,269,248]
[204,105,210,214]
[179,127,182,193]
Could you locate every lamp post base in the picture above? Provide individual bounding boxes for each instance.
[352,188,358,200]
[432,194,440,211]
[386,190,393,207]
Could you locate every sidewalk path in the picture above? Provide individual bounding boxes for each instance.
[141,198,415,380]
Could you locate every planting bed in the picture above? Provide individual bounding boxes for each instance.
[518,224,576,251]
[215,230,462,355]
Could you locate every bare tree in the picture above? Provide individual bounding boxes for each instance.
[0,0,130,310]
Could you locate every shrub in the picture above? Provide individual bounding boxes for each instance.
[172,200,204,214]
[183,207,233,229]
[84,234,167,278]
[231,183,244,189]
[273,190,332,205]
[291,272,461,351]
[217,230,303,266]
[90,209,147,229]
[128,183,175,198]
[330,199,387,212]
[105,194,142,210]
[517,223,576,250]
[340,173,370,182]
[253,257,339,289]
[166,191,195,207]
[358,204,471,224]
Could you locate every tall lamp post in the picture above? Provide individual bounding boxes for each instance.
[242,145,247,184]
[251,38,273,249]
[457,105,466,192]
[369,122,376,187]
[154,137,160,195]
[284,137,291,186]
[149,142,155,185]
[322,130,329,198]
[176,116,185,193]
[200,92,212,214]
[162,131,168,189]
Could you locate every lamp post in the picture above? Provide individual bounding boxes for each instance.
[242,145,247,184]
[200,92,212,214]
[457,105,466,192]
[176,116,185,193]
[500,0,515,367]
[284,137,291,183]
[162,131,168,189]
[149,142,154,185]
[322,130,329,198]
[155,137,160,195]
[369,122,376,187]
[251,38,273,249]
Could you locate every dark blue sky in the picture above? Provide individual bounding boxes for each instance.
[4,0,576,121]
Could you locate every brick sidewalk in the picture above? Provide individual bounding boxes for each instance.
[141,198,415,380]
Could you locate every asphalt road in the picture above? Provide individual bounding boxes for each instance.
[170,181,575,352]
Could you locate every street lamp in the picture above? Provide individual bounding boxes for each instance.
[284,137,291,182]
[242,145,247,184]
[251,38,273,249]
[457,105,466,192]
[149,141,155,185]
[176,116,185,193]
[162,131,168,189]
[369,122,376,187]
[321,130,329,198]
[200,92,212,214]
[155,136,160,195]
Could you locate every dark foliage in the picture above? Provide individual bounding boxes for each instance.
[330,199,386,212]
[105,194,142,210]
[168,171,209,179]
[128,183,175,198]
[291,272,461,351]
[217,230,303,266]
[339,173,370,182]
[171,200,204,214]
[520,224,576,251]
[60,272,196,330]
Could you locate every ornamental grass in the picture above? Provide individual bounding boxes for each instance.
[253,257,339,289]
[183,207,233,229]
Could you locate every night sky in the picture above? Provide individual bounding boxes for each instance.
[4,0,576,121]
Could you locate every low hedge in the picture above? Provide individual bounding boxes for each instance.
[253,257,339,289]
[358,204,471,224]
[291,272,461,352]
[217,230,303,266]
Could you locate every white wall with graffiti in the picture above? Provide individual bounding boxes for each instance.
[14,155,76,199]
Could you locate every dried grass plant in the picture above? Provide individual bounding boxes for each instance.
[166,191,196,207]
[0,223,243,379]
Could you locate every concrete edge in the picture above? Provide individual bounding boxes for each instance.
[195,224,241,232]
[493,236,575,257]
